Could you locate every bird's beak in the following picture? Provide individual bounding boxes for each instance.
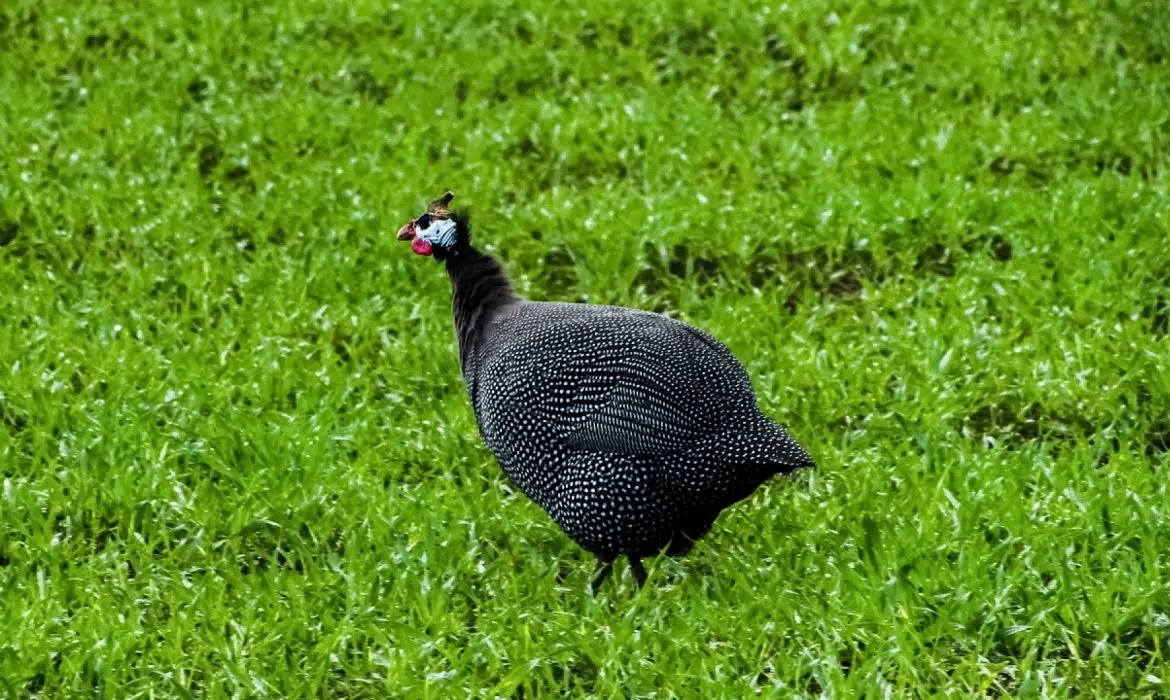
[397,219,417,241]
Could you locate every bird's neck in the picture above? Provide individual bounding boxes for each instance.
[446,246,519,368]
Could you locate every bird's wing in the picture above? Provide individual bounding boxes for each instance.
[482,305,755,457]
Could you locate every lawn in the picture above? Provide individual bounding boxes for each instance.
[1,0,1169,696]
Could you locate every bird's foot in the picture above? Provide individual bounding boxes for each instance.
[629,556,647,588]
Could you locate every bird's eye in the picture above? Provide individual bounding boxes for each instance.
[416,214,432,229]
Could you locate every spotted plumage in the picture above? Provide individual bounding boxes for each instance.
[397,192,814,590]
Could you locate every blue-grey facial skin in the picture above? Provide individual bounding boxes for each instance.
[418,218,458,248]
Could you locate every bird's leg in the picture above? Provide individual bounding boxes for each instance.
[590,556,616,595]
[629,556,647,588]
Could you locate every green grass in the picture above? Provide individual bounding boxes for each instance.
[2,0,1169,696]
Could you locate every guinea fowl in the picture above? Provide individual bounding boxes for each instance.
[397,192,814,591]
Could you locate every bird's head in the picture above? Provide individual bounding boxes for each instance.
[396,191,469,260]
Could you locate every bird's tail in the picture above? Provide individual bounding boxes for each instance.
[683,417,814,511]
[721,416,815,477]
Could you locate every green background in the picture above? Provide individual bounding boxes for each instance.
[1,0,1169,696]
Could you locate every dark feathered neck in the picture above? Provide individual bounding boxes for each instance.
[446,246,519,370]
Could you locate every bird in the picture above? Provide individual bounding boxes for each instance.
[396,191,814,591]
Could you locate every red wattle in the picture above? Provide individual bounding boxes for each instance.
[412,237,433,256]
